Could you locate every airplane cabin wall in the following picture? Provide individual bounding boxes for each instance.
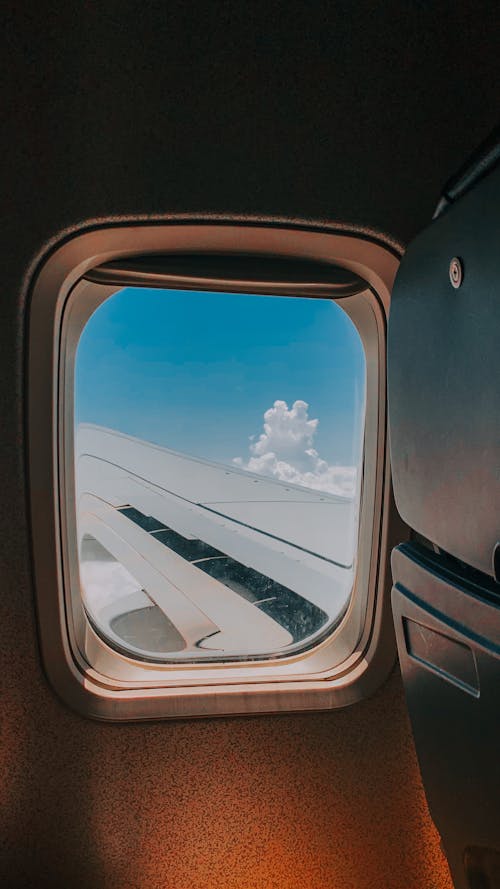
[1,4,499,887]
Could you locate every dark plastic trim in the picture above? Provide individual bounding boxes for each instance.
[434,124,500,218]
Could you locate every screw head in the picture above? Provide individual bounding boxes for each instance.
[449,256,464,289]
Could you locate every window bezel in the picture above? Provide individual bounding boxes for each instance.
[28,221,400,720]
[65,280,374,673]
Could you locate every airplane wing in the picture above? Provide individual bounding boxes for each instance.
[75,425,358,660]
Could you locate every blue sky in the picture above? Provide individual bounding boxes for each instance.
[75,287,366,470]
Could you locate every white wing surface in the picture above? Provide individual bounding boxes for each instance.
[75,425,358,660]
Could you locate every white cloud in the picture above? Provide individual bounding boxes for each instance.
[233,400,357,497]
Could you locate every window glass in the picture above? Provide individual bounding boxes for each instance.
[74,288,366,661]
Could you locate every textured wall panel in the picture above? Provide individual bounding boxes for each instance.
[2,646,452,889]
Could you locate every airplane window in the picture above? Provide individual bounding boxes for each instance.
[73,287,366,662]
[29,225,394,717]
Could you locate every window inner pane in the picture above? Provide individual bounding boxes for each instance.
[74,287,366,662]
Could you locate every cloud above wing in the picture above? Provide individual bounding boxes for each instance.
[233,400,357,497]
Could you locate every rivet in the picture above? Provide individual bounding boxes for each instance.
[449,256,464,289]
